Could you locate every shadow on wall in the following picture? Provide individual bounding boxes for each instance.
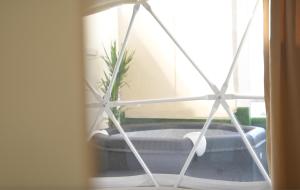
[119,13,198,119]
[118,4,233,119]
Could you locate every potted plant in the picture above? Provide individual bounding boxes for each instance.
[100,41,134,126]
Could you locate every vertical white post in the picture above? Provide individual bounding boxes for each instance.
[105,108,160,188]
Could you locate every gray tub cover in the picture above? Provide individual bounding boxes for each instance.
[92,122,268,182]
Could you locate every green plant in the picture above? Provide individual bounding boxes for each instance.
[235,107,250,125]
[100,41,134,126]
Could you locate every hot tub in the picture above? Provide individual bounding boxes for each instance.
[92,122,267,182]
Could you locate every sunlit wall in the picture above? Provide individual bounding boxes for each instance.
[84,0,265,120]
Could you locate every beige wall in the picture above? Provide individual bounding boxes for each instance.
[118,2,236,119]
[0,0,90,189]
[84,1,265,120]
[118,4,179,118]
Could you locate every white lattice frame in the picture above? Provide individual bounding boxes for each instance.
[86,0,271,188]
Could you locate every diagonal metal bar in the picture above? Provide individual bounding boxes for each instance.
[86,102,102,107]
[85,80,102,101]
[174,100,221,187]
[105,108,160,187]
[88,107,105,136]
[84,0,271,189]
[142,2,217,92]
[220,0,260,93]
[96,4,160,187]
[85,79,105,135]
[143,0,269,187]
[103,4,140,104]
[213,0,271,183]
[220,100,271,185]
[175,94,270,188]
[86,3,139,137]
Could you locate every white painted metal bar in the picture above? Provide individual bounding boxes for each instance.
[103,4,140,104]
[85,80,105,134]
[174,0,268,183]
[174,96,270,188]
[108,95,214,107]
[221,0,260,93]
[88,107,105,135]
[220,100,271,185]
[105,108,160,188]
[142,2,217,92]
[174,100,220,188]
[225,94,264,100]
[85,80,102,100]
[86,102,102,107]
[91,5,161,186]
[84,1,272,189]
[106,94,264,108]
[86,94,263,109]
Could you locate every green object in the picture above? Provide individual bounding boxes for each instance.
[235,107,250,125]
[122,106,267,128]
[123,117,267,128]
[100,41,134,126]
[251,117,266,128]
